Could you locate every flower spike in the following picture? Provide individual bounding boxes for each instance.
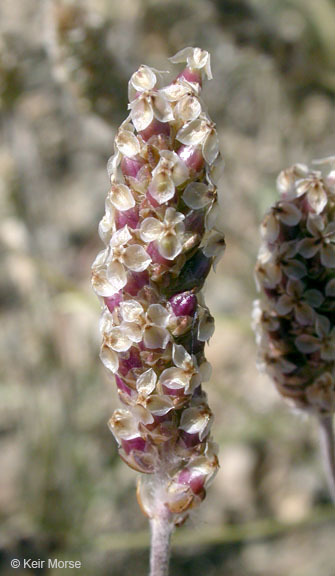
[254,160,335,503]
[92,48,224,576]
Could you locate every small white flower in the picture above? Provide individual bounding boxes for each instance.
[100,321,138,374]
[108,183,135,212]
[176,113,219,164]
[295,172,327,214]
[260,202,301,243]
[169,47,212,80]
[161,79,202,123]
[128,65,174,132]
[255,242,306,290]
[203,229,226,270]
[298,215,335,267]
[115,123,141,158]
[148,151,188,204]
[159,343,211,394]
[295,315,335,360]
[306,373,335,413]
[182,182,216,210]
[106,226,151,294]
[275,279,323,325]
[179,404,213,441]
[276,164,309,200]
[140,207,185,260]
[119,300,170,349]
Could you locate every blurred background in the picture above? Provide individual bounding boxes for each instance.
[1,0,335,574]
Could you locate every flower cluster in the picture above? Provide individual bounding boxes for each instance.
[254,160,335,415]
[92,48,224,525]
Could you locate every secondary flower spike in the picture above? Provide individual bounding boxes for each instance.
[91,47,224,575]
[254,159,335,501]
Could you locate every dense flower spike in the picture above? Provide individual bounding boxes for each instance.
[254,159,335,502]
[92,48,224,531]
[254,160,335,414]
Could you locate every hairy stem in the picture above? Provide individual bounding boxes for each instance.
[149,508,173,576]
[318,413,335,504]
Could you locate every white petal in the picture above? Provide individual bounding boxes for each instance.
[282,259,306,280]
[159,366,189,389]
[109,183,135,211]
[198,312,215,341]
[179,407,212,438]
[130,65,156,92]
[91,267,116,297]
[169,47,194,64]
[286,278,303,298]
[100,345,119,373]
[260,212,280,243]
[145,394,174,416]
[122,321,143,343]
[149,173,175,204]
[275,295,293,315]
[158,234,182,260]
[123,245,151,272]
[321,245,335,268]
[279,358,297,374]
[304,289,324,307]
[110,225,132,248]
[190,47,210,72]
[203,231,226,260]
[130,97,154,132]
[107,151,122,181]
[119,300,144,323]
[160,150,189,185]
[183,182,211,209]
[326,278,335,297]
[205,202,220,230]
[164,207,185,226]
[160,82,190,101]
[298,238,319,258]
[172,343,191,370]
[321,341,335,361]
[199,360,212,382]
[136,369,157,396]
[294,302,314,325]
[295,335,320,354]
[279,203,301,226]
[175,95,202,123]
[307,214,324,235]
[143,326,170,349]
[108,326,132,352]
[151,94,174,123]
[176,118,206,146]
[147,304,170,327]
[307,187,328,214]
[115,130,140,157]
[316,314,330,338]
[106,260,127,292]
[203,130,219,164]
[140,217,163,242]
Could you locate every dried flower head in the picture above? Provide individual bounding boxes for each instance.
[254,158,335,504]
[254,160,335,416]
[92,47,224,530]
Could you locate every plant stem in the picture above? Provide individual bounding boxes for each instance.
[318,413,335,504]
[149,508,173,576]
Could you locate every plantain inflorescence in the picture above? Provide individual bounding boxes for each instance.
[254,160,335,416]
[91,47,224,525]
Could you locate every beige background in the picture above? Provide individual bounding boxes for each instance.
[1,0,335,574]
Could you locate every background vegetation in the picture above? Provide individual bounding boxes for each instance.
[1,0,335,574]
